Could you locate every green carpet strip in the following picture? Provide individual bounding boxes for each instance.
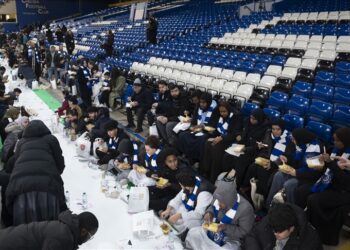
[33,89,61,111]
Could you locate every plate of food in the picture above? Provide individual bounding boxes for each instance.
[233,144,245,153]
[202,222,219,233]
[255,157,270,168]
[136,166,147,174]
[156,177,169,187]
[204,126,216,132]
[278,163,294,173]
[118,162,131,170]
[306,156,325,169]
[191,127,203,133]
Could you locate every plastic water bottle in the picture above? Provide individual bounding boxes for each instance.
[65,191,70,208]
[82,192,88,210]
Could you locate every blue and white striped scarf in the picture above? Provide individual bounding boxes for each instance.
[208,194,241,246]
[270,130,290,162]
[197,100,217,125]
[311,147,350,193]
[145,149,161,171]
[295,139,320,172]
[80,66,90,80]
[28,48,40,63]
[182,177,201,211]
[107,137,119,150]
[217,113,233,135]
[132,142,139,164]
[87,78,98,90]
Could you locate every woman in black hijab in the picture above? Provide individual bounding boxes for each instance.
[221,108,269,188]
[199,101,242,183]
[300,128,350,246]
[177,92,220,163]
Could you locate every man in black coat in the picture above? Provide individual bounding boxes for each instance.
[45,45,60,83]
[147,80,171,126]
[0,210,98,250]
[103,30,114,56]
[147,15,158,44]
[244,203,323,250]
[6,120,66,226]
[126,78,153,133]
[65,30,75,56]
[77,60,93,107]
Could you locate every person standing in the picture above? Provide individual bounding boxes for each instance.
[77,60,93,108]
[6,120,66,226]
[103,30,114,57]
[27,40,42,81]
[147,14,158,44]
[45,45,59,83]
[65,30,75,56]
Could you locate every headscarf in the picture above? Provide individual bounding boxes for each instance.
[157,147,178,168]
[250,108,265,125]
[334,127,350,148]
[213,176,238,210]
[4,107,20,120]
[292,128,317,146]
[16,116,29,129]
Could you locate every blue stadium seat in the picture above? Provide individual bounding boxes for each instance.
[241,102,260,117]
[266,91,289,111]
[292,81,313,98]
[306,121,332,143]
[333,87,350,105]
[286,95,310,116]
[334,74,350,88]
[311,84,334,102]
[271,56,287,66]
[336,61,350,75]
[283,114,304,131]
[331,104,350,128]
[307,100,333,123]
[315,71,335,85]
[255,63,268,75]
[263,108,281,121]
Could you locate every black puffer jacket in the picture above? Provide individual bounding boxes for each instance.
[6,120,65,209]
[0,210,80,250]
[244,204,323,250]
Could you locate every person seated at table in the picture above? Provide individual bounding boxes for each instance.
[177,92,219,163]
[146,147,191,213]
[156,83,190,146]
[0,107,20,143]
[304,129,350,246]
[98,71,112,109]
[56,90,71,117]
[0,210,99,250]
[147,80,171,126]
[266,128,322,207]
[108,139,140,181]
[88,107,111,140]
[240,119,291,204]
[160,171,214,239]
[126,78,153,133]
[67,96,82,120]
[244,203,323,250]
[199,101,242,183]
[91,120,129,168]
[128,135,162,186]
[221,108,269,189]
[76,106,98,135]
[186,171,254,250]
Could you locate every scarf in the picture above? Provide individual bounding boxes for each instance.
[182,177,201,211]
[311,147,350,193]
[145,149,161,171]
[102,79,110,87]
[197,100,217,125]
[270,130,290,162]
[108,137,119,150]
[207,194,241,246]
[295,139,320,172]
[132,142,139,164]
[87,78,98,90]
[80,66,91,80]
[217,113,233,135]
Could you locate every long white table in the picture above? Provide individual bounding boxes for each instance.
[4,62,183,250]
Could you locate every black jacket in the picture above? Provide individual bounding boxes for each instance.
[161,91,190,122]
[0,210,80,250]
[244,204,323,250]
[90,108,111,139]
[104,129,129,157]
[6,120,65,209]
[45,51,60,68]
[131,87,153,110]
[190,101,220,128]
[211,112,243,147]
[65,34,75,52]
